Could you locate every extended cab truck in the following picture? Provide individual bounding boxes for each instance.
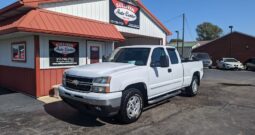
[59,45,203,124]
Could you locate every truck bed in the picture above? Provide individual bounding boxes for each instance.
[182,60,203,87]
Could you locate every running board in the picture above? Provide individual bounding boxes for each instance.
[148,90,182,104]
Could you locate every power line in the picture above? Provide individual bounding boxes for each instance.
[185,15,195,41]
[164,14,183,24]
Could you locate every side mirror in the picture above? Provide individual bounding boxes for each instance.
[160,55,169,67]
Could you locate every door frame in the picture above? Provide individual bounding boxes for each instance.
[87,41,103,64]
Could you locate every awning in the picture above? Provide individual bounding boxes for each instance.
[0,9,125,41]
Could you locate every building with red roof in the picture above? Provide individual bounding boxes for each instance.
[0,0,171,97]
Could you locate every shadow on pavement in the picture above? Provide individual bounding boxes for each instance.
[0,88,16,95]
[44,94,188,127]
[44,101,120,127]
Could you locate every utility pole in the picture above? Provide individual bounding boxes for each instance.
[175,31,179,52]
[182,13,185,57]
[229,25,233,57]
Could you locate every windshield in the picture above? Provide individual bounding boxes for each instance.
[109,48,151,66]
[193,53,210,59]
[224,58,238,62]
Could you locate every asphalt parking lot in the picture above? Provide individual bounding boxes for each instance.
[0,69,255,135]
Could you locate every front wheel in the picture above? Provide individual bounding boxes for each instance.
[185,76,199,97]
[117,88,144,124]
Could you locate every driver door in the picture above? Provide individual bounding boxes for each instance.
[148,48,172,98]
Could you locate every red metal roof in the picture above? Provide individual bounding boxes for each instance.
[0,9,125,41]
[17,0,172,35]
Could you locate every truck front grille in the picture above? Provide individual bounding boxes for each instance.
[65,75,93,92]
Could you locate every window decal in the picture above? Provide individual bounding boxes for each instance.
[49,40,79,66]
[12,42,26,62]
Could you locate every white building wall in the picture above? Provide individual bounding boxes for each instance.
[40,0,109,22]
[40,0,167,45]
[116,11,166,44]
[0,36,34,69]
[39,34,113,69]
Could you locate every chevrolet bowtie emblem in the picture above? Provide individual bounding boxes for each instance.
[71,80,79,86]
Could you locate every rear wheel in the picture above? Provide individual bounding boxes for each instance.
[185,76,199,97]
[246,65,250,71]
[117,88,144,124]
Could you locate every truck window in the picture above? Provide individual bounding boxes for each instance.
[151,48,167,67]
[110,48,151,66]
[167,48,179,64]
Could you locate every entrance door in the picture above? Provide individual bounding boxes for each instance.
[87,41,103,64]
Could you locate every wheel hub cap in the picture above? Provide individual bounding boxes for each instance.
[192,80,198,93]
[126,95,142,119]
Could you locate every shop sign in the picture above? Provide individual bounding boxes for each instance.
[110,0,140,29]
[49,40,79,66]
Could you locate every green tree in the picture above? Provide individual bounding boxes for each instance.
[196,22,223,41]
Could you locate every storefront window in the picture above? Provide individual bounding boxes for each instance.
[49,40,79,66]
[12,42,26,62]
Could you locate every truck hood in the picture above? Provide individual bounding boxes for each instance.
[65,62,138,77]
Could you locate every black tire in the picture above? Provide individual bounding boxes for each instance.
[117,88,144,124]
[246,66,250,71]
[185,76,199,97]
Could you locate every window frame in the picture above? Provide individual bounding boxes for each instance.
[11,41,27,62]
[150,47,168,67]
[167,48,179,65]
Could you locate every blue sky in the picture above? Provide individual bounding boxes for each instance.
[1,0,255,41]
[142,0,255,41]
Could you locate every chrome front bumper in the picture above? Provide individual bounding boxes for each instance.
[59,85,122,107]
[59,86,122,116]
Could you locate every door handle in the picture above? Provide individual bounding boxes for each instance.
[168,68,172,73]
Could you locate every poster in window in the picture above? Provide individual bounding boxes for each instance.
[90,46,100,64]
[12,42,26,62]
[49,40,79,66]
[110,0,140,29]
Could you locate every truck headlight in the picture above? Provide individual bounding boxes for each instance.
[92,77,111,93]
[62,72,66,86]
[93,77,111,84]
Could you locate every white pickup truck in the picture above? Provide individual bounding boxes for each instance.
[59,45,203,123]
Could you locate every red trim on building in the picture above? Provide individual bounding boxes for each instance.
[39,68,66,97]
[4,0,171,36]
[136,1,172,35]
[0,66,36,96]
[0,9,125,42]
[34,35,41,97]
